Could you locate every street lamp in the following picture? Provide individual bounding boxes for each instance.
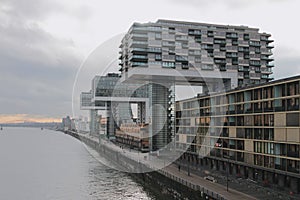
[188,154,190,176]
[223,155,230,192]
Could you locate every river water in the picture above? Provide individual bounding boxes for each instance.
[0,127,155,200]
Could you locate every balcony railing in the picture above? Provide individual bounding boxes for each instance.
[287,151,300,158]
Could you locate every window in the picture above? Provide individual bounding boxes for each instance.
[254,129,263,140]
[162,62,175,68]
[155,33,161,39]
[287,98,299,110]
[155,54,162,61]
[286,113,299,126]
[244,34,249,40]
[237,128,245,138]
[195,57,201,63]
[201,64,214,70]
[176,55,187,61]
[287,81,299,96]
[245,129,252,139]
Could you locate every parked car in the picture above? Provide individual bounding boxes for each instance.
[204,176,217,183]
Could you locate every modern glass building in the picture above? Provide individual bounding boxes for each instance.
[80,73,149,138]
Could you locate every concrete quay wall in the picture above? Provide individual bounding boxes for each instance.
[65,131,227,200]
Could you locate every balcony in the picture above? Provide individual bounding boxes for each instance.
[287,151,299,158]
[132,26,149,32]
[129,55,148,61]
[214,52,226,58]
[147,47,162,53]
[287,105,300,111]
[261,48,272,55]
[214,59,226,64]
[226,53,238,58]
[130,41,148,48]
[214,39,226,45]
[203,45,214,50]
[249,41,261,47]
[261,56,274,61]
[263,107,274,112]
[238,67,250,72]
[287,166,299,174]
[275,106,285,111]
[250,61,261,66]
[226,33,238,39]
[131,62,148,67]
[275,164,286,171]
[261,68,272,74]
[214,32,226,38]
[207,32,214,37]
[175,36,188,41]
[131,48,148,53]
[131,33,148,39]
[188,29,201,36]
[202,37,213,44]
[244,35,250,40]
[219,66,227,71]
[195,38,202,43]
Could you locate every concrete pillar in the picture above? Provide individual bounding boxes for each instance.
[240,166,245,177]
[290,177,299,193]
[278,174,285,187]
[257,169,263,182]
[248,168,254,179]
[232,164,237,175]
[267,171,274,184]
[211,159,214,169]
[216,160,220,171]
[212,160,217,170]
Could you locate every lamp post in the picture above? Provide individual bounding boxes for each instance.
[188,154,190,176]
[224,155,230,192]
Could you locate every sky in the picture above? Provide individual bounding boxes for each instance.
[0,0,300,123]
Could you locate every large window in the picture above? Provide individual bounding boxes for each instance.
[287,81,299,96]
[162,62,175,68]
[286,113,299,126]
[287,98,299,111]
[263,129,274,141]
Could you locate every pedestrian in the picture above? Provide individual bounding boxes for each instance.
[178,164,181,172]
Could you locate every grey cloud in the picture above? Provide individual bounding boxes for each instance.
[168,0,292,9]
[1,0,63,21]
[1,0,92,24]
[0,1,83,117]
[273,57,300,80]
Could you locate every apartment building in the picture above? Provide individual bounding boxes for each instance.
[176,75,300,193]
[119,19,274,90]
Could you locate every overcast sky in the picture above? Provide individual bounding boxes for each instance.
[0,0,299,122]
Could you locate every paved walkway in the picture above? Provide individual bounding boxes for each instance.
[162,164,257,200]
[72,132,259,200]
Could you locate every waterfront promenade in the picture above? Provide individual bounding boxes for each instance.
[69,131,259,200]
[162,164,256,200]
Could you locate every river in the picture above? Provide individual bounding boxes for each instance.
[0,127,155,200]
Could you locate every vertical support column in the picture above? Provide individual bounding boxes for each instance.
[106,101,115,139]
[248,168,254,179]
[149,83,168,150]
[90,109,99,136]
[278,174,285,187]
[290,177,299,193]
[148,82,175,151]
[137,102,146,124]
